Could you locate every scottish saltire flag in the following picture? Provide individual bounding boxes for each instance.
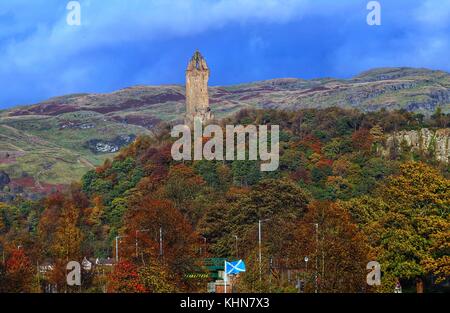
[225,260,246,275]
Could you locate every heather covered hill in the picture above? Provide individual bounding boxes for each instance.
[0,67,449,195]
[3,67,449,120]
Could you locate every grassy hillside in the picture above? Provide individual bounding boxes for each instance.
[0,67,449,193]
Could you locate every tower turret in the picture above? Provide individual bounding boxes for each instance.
[185,50,214,125]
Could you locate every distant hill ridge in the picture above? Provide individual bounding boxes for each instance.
[0,67,449,198]
[2,67,449,120]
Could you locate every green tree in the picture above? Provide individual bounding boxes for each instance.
[348,162,450,292]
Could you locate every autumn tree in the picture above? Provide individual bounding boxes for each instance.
[107,260,146,293]
[345,162,450,292]
[370,124,384,145]
[218,179,309,260]
[197,187,248,257]
[164,164,206,223]
[122,195,200,291]
[52,204,83,261]
[235,247,272,293]
[287,201,369,293]
[138,259,178,293]
[38,186,88,260]
[352,128,374,154]
[4,248,36,293]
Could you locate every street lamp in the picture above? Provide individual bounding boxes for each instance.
[314,223,319,294]
[258,218,270,283]
[304,256,309,291]
[159,227,163,257]
[200,236,207,256]
[115,235,127,263]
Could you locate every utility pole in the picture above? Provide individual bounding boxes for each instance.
[135,231,139,258]
[36,260,40,288]
[304,256,309,291]
[115,236,119,263]
[200,236,207,256]
[258,218,270,284]
[322,247,325,285]
[258,219,262,283]
[115,235,126,263]
[159,227,163,257]
[314,223,319,294]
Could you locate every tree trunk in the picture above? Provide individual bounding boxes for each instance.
[416,277,424,293]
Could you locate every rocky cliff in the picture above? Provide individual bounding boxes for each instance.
[0,170,10,189]
[381,128,450,163]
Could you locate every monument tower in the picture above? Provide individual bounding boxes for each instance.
[185,50,214,125]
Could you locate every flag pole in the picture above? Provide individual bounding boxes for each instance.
[224,261,227,294]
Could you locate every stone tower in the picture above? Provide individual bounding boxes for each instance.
[185,50,214,125]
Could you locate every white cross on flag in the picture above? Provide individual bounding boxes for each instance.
[225,259,246,275]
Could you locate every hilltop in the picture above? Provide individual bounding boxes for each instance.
[0,67,449,196]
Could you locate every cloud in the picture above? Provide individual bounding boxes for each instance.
[415,0,450,29]
[0,0,449,108]
[330,0,450,76]
[2,0,310,60]
[0,0,312,106]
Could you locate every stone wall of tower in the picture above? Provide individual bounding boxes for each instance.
[185,51,214,125]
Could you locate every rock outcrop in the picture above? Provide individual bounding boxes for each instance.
[381,128,450,163]
[85,135,136,154]
[0,170,11,189]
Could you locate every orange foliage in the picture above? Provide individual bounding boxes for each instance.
[122,196,200,289]
[5,249,35,292]
[352,128,374,152]
[107,260,146,293]
[300,134,323,154]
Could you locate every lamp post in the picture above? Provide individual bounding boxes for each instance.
[258,218,270,283]
[159,227,163,257]
[304,256,309,291]
[314,223,319,294]
[200,236,207,256]
[115,235,126,263]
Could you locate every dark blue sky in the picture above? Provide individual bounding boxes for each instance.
[1,0,449,108]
